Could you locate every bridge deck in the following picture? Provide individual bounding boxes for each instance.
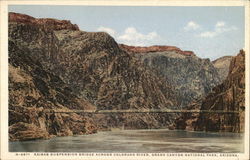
[51,109,240,114]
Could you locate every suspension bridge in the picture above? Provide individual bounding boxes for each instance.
[51,109,240,114]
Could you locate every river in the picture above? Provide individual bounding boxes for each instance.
[9,129,244,153]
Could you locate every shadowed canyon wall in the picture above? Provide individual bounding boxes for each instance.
[120,44,223,107]
[175,50,245,133]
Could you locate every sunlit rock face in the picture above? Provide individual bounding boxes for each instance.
[213,56,233,81]
[9,12,79,30]
[119,44,195,56]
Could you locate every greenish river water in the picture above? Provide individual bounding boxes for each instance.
[9,129,244,153]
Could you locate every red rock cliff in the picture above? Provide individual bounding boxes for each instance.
[9,12,79,31]
[119,44,195,56]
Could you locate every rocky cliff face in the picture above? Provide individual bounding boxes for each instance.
[195,50,245,132]
[120,44,195,56]
[9,12,178,140]
[9,40,97,141]
[121,45,222,107]
[213,56,233,81]
[175,50,245,132]
[9,12,79,31]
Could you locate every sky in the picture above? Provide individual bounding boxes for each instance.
[9,5,245,60]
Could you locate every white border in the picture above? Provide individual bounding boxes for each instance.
[1,1,249,160]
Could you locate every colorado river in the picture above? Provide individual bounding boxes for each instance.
[9,129,244,152]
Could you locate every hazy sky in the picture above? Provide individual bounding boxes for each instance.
[9,5,245,60]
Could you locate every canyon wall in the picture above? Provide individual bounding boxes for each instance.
[120,44,223,107]
[9,40,97,141]
[175,50,245,133]
[8,12,243,142]
[9,12,179,140]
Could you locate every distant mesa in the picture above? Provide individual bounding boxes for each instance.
[9,12,79,31]
[119,44,195,56]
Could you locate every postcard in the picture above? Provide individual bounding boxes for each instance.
[0,0,249,160]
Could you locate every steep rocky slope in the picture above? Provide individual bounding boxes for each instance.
[120,44,222,107]
[9,40,97,141]
[175,50,245,132]
[9,12,179,140]
[213,56,233,81]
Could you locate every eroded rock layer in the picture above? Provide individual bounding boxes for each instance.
[120,44,195,56]
[9,12,79,31]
